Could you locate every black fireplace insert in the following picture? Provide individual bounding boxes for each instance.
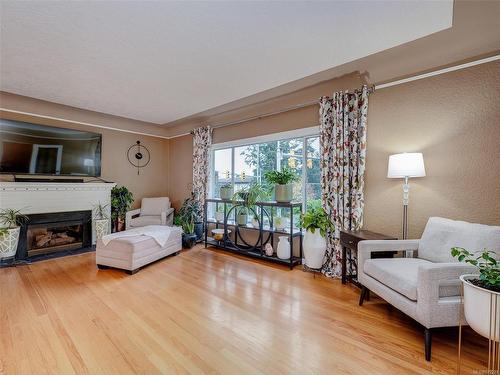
[17,210,92,260]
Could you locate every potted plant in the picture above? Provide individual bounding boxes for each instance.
[178,197,203,240]
[232,183,268,227]
[220,183,233,200]
[93,202,110,240]
[452,247,500,340]
[236,207,248,226]
[264,167,299,203]
[0,208,28,260]
[180,217,197,249]
[111,186,134,232]
[300,207,333,269]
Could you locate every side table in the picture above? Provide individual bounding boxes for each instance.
[340,229,397,287]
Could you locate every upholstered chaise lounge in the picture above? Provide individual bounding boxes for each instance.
[358,217,500,361]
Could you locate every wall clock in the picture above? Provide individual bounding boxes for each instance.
[127,140,150,175]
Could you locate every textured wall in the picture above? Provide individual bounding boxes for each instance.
[168,60,500,236]
[363,60,500,238]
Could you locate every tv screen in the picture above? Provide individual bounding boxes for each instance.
[0,119,102,177]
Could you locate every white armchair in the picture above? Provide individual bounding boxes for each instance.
[126,197,174,230]
[358,217,500,361]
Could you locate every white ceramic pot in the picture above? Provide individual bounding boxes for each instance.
[303,230,327,269]
[0,227,20,259]
[277,236,290,260]
[275,184,293,203]
[95,219,110,240]
[460,274,500,340]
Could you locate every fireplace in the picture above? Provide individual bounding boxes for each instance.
[17,211,92,259]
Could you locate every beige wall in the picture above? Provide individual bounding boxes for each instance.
[0,93,170,209]
[169,60,500,237]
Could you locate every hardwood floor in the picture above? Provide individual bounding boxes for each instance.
[1,245,487,375]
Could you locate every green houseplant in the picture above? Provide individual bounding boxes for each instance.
[232,183,268,226]
[180,217,197,248]
[299,207,333,269]
[111,186,134,232]
[178,196,203,240]
[452,247,500,341]
[0,208,29,259]
[264,167,299,203]
[219,183,233,200]
[93,202,110,240]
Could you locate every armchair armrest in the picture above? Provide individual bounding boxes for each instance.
[417,262,477,326]
[358,240,419,285]
[126,209,141,230]
[160,207,175,226]
[417,262,477,300]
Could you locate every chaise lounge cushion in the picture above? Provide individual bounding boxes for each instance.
[141,197,171,216]
[364,258,432,301]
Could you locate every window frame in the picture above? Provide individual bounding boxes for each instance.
[210,126,320,209]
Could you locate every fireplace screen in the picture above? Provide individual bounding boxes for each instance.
[27,221,84,256]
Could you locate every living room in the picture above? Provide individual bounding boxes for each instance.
[1,1,499,374]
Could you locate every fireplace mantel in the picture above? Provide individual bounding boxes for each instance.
[0,181,116,244]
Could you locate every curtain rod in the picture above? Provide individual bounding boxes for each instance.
[197,54,499,131]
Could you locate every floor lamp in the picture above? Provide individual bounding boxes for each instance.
[387,153,426,253]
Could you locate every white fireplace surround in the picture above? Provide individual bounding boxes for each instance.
[0,182,115,244]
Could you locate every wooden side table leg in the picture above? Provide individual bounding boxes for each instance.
[342,245,347,284]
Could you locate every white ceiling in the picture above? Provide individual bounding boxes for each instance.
[0,1,453,124]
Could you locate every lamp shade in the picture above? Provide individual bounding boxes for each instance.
[387,153,425,178]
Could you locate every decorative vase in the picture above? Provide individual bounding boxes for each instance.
[215,212,224,222]
[276,236,290,260]
[220,187,233,200]
[460,274,500,340]
[264,243,274,257]
[94,219,109,240]
[303,230,327,269]
[194,222,204,240]
[252,218,259,228]
[275,184,293,203]
[0,227,20,259]
[274,217,289,232]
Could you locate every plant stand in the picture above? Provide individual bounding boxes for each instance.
[457,277,500,374]
[204,198,303,270]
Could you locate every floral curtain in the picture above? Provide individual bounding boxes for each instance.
[192,125,213,218]
[319,86,369,277]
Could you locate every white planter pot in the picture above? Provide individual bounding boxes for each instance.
[460,274,500,340]
[303,230,327,269]
[95,219,110,240]
[277,236,290,260]
[0,227,20,259]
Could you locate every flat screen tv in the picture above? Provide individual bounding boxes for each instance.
[0,119,102,177]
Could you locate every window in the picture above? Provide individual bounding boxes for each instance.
[211,129,320,209]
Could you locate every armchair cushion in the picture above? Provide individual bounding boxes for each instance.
[419,217,500,263]
[364,258,431,301]
[140,197,171,216]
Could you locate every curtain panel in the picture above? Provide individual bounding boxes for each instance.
[192,125,213,218]
[319,86,369,277]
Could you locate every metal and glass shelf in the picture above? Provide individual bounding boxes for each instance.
[204,198,303,269]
